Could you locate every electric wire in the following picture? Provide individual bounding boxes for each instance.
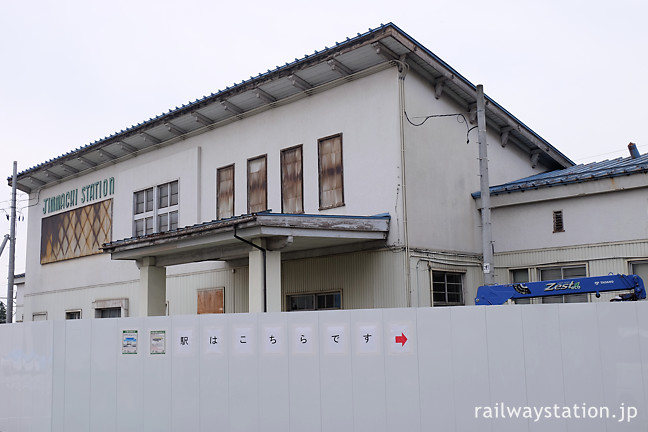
[404,110,477,143]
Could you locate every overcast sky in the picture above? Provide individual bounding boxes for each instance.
[0,0,646,284]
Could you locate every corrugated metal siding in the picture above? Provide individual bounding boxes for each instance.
[166,266,248,315]
[282,250,406,309]
[494,240,648,283]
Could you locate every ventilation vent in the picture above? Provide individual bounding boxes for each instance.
[553,210,564,233]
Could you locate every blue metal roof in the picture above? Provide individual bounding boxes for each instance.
[474,153,648,197]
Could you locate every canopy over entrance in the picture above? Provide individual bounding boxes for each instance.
[101,213,390,315]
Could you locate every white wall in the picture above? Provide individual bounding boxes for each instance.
[2,303,647,431]
[23,68,403,319]
[401,72,552,253]
[491,184,648,253]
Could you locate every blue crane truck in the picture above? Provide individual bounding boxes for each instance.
[475,274,646,305]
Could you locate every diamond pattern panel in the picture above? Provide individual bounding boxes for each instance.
[40,199,113,264]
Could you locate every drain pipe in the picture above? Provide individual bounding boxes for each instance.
[233,225,267,312]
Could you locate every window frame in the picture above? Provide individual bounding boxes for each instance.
[553,210,565,233]
[318,134,344,210]
[538,264,588,304]
[93,298,129,318]
[431,271,464,306]
[65,309,82,320]
[133,180,179,237]
[247,154,268,214]
[280,145,304,214]
[32,312,47,321]
[286,291,342,312]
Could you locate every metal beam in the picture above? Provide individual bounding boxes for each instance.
[434,78,446,100]
[98,149,117,160]
[500,127,512,148]
[165,122,186,136]
[77,156,97,168]
[530,150,541,168]
[371,41,399,62]
[327,58,353,76]
[220,100,244,115]
[288,74,312,91]
[44,169,61,180]
[28,176,45,186]
[140,132,161,144]
[118,142,138,153]
[191,111,213,126]
[254,88,277,104]
[468,104,477,124]
[61,163,79,174]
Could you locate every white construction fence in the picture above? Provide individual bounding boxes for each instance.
[1,302,647,432]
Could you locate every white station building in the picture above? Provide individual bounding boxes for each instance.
[11,23,646,321]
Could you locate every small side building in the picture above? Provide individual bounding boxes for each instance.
[476,145,648,303]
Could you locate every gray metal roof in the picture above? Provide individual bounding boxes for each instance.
[474,152,648,197]
[10,23,573,193]
[102,212,391,266]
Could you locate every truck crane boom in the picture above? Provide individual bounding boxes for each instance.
[475,274,645,305]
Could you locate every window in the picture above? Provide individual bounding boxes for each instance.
[539,265,587,303]
[553,210,564,233]
[133,181,178,236]
[287,292,341,311]
[95,307,121,318]
[197,288,224,314]
[281,145,303,214]
[432,271,464,306]
[217,165,234,219]
[510,268,531,304]
[318,134,344,209]
[32,312,47,321]
[65,310,81,320]
[93,298,128,318]
[247,155,267,213]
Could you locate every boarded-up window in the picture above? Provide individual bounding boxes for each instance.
[247,155,267,213]
[281,145,303,214]
[318,134,344,209]
[41,199,112,264]
[197,288,224,314]
[217,165,235,219]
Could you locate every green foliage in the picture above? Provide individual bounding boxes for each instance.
[0,302,6,324]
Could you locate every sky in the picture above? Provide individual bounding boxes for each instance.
[0,0,646,293]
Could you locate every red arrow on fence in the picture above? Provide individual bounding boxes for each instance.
[395,333,408,346]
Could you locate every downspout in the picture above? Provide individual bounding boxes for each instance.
[233,225,267,312]
[396,59,412,306]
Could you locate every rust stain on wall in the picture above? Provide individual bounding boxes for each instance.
[318,134,344,209]
[217,165,235,220]
[281,145,303,214]
[248,155,267,213]
[41,199,113,264]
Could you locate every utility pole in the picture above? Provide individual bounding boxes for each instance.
[476,85,494,285]
[6,161,17,323]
